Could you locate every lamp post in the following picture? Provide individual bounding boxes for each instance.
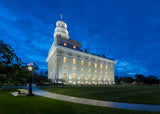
[27,65,34,96]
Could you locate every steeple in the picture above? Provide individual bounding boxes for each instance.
[60,14,63,21]
[53,15,70,39]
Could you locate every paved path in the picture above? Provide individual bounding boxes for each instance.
[31,86,160,112]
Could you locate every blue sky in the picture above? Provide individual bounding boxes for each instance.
[0,0,160,77]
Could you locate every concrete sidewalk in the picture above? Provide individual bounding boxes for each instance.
[32,87,160,112]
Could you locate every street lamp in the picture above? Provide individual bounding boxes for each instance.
[27,64,34,96]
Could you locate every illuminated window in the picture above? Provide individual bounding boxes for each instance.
[73,73,76,79]
[95,82,97,85]
[95,63,97,68]
[95,70,97,73]
[106,72,107,74]
[73,59,76,64]
[81,68,84,71]
[64,57,67,63]
[89,82,91,84]
[73,45,76,49]
[64,43,67,46]
[88,69,91,72]
[73,82,76,85]
[73,67,76,70]
[81,60,84,66]
[88,75,91,80]
[100,64,103,69]
[64,73,67,78]
[106,65,108,70]
[95,75,97,80]
[64,66,67,69]
[88,62,91,67]
[81,74,83,79]
[100,76,103,80]
[106,77,107,81]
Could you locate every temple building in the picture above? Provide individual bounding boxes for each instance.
[46,15,116,85]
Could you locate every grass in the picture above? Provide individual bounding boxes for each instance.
[0,89,158,114]
[41,85,160,105]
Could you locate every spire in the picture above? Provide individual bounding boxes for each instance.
[53,15,70,39]
[60,14,63,21]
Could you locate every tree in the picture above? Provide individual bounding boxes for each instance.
[0,40,20,87]
[134,74,146,83]
[122,76,134,83]
[0,40,23,87]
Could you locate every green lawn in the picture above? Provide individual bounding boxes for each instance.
[0,89,158,114]
[41,86,160,105]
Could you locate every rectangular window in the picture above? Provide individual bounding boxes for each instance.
[106,65,108,70]
[95,75,97,80]
[106,77,107,81]
[73,73,76,79]
[88,69,91,72]
[73,45,76,49]
[81,60,84,66]
[73,59,76,64]
[81,68,84,71]
[73,67,76,70]
[100,64,103,69]
[64,43,67,46]
[100,76,103,80]
[88,62,91,67]
[88,75,91,80]
[64,57,67,63]
[95,63,97,68]
[64,73,67,78]
[81,74,83,79]
[64,66,67,69]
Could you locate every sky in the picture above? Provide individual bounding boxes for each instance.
[0,0,160,78]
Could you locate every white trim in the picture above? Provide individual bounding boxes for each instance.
[56,45,116,63]
[46,44,117,64]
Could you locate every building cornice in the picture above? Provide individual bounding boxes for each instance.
[47,44,117,63]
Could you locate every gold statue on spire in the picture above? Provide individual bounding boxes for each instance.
[60,14,63,21]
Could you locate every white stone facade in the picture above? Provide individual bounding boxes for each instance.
[46,17,116,85]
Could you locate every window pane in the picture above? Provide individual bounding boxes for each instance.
[81,60,84,66]
[73,73,76,79]
[64,43,67,46]
[64,73,67,78]
[81,74,83,79]
[73,59,76,64]
[100,76,103,80]
[64,57,67,63]
[100,64,103,69]
[95,63,97,68]
[73,45,76,49]
[88,62,91,67]
[88,75,91,80]
[106,65,108,70]
[95,75,97,80]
